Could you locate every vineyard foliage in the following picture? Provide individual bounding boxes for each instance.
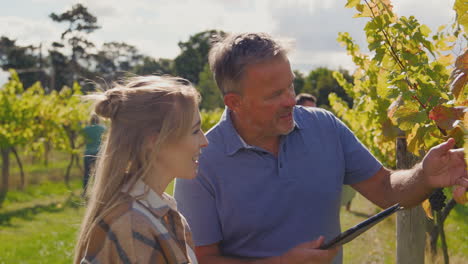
[0,70,224,161]
[330,0,467,206]
[0,70,224,204]
[0,70,90,158]
[329,0,468,204]
[201,108,224,133]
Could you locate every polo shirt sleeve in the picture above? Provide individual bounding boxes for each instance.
[333,115,382,185]
[174,169,222,246]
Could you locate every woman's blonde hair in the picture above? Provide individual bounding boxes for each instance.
[74,75,200,263]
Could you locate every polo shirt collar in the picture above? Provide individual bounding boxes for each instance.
[218,107,302,156]
[123,179,177,218]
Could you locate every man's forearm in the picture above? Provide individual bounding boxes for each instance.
[388,163,434,208]
[354,165,435,209]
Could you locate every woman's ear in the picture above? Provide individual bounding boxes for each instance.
[224,93,242,112]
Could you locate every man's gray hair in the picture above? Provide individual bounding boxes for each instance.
[208,32,292,95]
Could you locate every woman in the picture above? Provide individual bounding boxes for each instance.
[74,75,208,264]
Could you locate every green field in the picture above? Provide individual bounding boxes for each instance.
[0,172,466,263]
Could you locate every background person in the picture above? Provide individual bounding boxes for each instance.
[74,76,208,264]
[174,32,467,264]
[82,114,106,193]
[295,92,317,107]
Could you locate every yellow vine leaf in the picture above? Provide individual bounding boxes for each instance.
[453,0,468,32]
[422,199,433,219]
[345,0,360,8]
[451,111,468,204]
[438,54,455,66]
[453,186,467,205]
[353,0,394,18]
[449,50,468,103]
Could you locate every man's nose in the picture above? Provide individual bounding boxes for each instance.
[284,90,296,107]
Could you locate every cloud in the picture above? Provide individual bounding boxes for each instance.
[0,16,62,47]
[393,0,455,30]
[270,1,368,52]
[80,0,276,59]
[1,0,458,74]
[0,70,8,86]
[290,50,357,73]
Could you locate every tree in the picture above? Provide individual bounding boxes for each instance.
[197,64,224,110]
[93,42,144,84]
[133,57,174,76]
[0,71,45,203]
[49,3,100,89]
[0,36,46,88]
[303,67,353,108]
[174,30,225,84]
[293,70,306,95]
[48,46,74,92]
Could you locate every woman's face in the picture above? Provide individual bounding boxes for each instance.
[156,107,208,179]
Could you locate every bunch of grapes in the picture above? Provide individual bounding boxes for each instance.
[429,188,446,211]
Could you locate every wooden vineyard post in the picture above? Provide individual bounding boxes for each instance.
[396,135,426,264]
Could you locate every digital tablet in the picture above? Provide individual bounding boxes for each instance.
[319,203,402,250]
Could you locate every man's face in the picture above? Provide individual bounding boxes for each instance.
[237,55,296,137]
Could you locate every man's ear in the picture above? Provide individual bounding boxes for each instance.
[224,93,242,112]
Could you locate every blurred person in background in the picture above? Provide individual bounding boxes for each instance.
[295,93,317,107]
[82,114,106,194]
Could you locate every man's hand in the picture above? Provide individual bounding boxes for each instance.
[274,236,340,264]
[422,138,468,189]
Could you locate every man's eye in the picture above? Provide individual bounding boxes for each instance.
[272,91,282,97]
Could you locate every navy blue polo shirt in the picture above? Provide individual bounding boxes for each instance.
[175,106,382,263]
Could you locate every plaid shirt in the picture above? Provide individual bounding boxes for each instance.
[81,180,197,264]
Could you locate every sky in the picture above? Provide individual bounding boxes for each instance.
[0,0,457,85]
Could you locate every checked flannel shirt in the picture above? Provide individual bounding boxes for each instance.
[81,180,197,264]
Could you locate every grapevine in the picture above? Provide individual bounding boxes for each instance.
[333,0,467,262]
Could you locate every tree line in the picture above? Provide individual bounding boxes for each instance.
[0,3,353,111]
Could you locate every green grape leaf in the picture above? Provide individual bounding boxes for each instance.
[381,118,400,140]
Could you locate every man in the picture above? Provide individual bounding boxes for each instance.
[295,93,317,107]
[174,33,467,264]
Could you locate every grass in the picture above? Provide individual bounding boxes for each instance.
[3,180,82,207]
[341,194,468,264]
[0,205,83,264]
[0,180,83,263]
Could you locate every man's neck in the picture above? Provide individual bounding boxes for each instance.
[230,111,280,156]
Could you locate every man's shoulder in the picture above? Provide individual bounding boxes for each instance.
[294,106,338,128]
